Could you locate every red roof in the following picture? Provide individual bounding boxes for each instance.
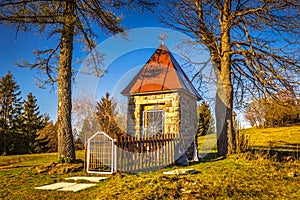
[121,44,201,100]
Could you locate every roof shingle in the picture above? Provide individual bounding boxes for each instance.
[121,44,201,100]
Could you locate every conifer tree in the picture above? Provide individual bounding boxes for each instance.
[96,92,121,137]
[197,101,213,137]
[36,122,58,153]
[21,93,47,153]
[0,72,23,155]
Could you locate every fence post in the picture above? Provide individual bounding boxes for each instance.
[114,138,117,173]
[86,139,90,173]
[84,143,87,173]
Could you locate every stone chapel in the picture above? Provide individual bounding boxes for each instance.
[121,42,201,151]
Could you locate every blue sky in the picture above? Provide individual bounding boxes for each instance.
[0,7,250,128]
[0,28,59,118]
[0,9,165,121]
[0,8,214,122]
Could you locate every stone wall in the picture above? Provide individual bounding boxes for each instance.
[126,91,180,137]
[178,90,198,159]
[126,90,198,137]
[126,90,198,160]
[178,90,198,136]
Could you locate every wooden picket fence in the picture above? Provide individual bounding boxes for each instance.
[85,132,182,173]
[115,133,181,172]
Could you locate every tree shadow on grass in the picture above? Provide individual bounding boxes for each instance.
[194,140,300,164]
[249,140,300,162]
[0,165,39,170]
[167,140,300,169]
[187,152,225,165]
[248,148,300,162]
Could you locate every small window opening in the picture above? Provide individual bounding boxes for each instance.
[142,110,165,137]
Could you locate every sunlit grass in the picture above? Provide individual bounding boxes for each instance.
[0,151,85,169]
[0,126,299,199]
[242,125,300,153]
[1,152,299,199]
[198,133,217,156]
[197,125,300,154]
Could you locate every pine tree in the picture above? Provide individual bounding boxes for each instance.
[96,92,121,137]
[0,71,23,155]
[36,122,58,153]
[21,93,47,153]
[197,102,213,137]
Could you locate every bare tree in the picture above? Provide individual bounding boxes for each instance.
[161,0,300,156]
[245,95,300,128]
[0,0,155,161]
[114,101,127,132]
[244,99,266,128]
[72,93,100,145]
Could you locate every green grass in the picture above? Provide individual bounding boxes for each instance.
[0,126,299,199]
[198,133,217,154]
[242,125,300,152]
[198,125,300,156]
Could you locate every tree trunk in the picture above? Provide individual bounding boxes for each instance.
[215,74,234,156]
[215,1,235,156]
[57,1,76,162]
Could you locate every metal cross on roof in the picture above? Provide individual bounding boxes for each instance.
[159,32,167,44]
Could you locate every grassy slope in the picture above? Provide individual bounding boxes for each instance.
[243,125,300,152]
[0,126,299,200]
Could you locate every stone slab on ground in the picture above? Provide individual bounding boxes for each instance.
[35,182,77,190]
[35,176,109,192]
[163,168,197,175]
[58,183,96,192]
[64,176,107,182]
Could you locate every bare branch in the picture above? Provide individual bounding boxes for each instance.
[160,0,300,104]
